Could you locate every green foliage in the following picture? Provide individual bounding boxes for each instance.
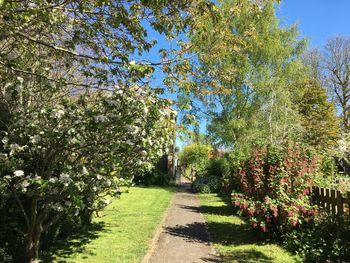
[206,157,231,179]
[296,79,340,150]
[283,213,350,263]
[134,170,171,186]
[192,176,221,193]
[175,0,307,150]
[180,144,212,179]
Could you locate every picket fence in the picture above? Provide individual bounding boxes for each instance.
[311,186,350,215]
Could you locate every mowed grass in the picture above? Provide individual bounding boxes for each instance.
[199,193,298,263]
[43,186,175,263]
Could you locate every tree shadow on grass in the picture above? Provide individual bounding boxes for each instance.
[41,221,108,263]
[199,194,276,263]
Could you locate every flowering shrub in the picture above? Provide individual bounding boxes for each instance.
[232,145,318,233]
[0,84,175,260]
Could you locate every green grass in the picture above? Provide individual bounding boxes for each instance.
[42,186,175,263]
[199,193,298,263]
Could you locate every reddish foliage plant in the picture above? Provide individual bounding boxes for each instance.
[232,145,318,233]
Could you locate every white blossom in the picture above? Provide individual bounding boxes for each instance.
[14,170,24,177]
[49,177,58,184]
[126,125,139,134]
[82,166,88,175]
[59,173,71,186]
[94,114,108,123]
[54,203,63,212]
[22,180,30,188]
[51,109,65,119]
[17,76,24,83]
[106,99,118,106]
[30,135,40,144]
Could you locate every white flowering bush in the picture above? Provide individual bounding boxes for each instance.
[0,85,175,260]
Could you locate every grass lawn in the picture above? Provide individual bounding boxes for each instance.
[42,186,175,263]
[199,193,299,263]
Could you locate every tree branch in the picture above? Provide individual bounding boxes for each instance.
[12,189,30,229]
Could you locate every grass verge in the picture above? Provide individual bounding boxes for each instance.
[199,193,298,263]
[42,186,175,263]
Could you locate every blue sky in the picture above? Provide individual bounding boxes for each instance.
[278,0,350,47]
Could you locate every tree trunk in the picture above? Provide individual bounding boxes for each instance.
[26,219,43,263]
[26,199,44,263]
[26,228,42,263]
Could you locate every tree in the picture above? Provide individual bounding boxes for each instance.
[297,49,340,150]
[173,0,306,151]
[0,87,175,262]
[324,36,350,132]
[297,79,340,150]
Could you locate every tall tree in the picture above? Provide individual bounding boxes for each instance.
[324,36,350,132]
[298,49,340,150]
[173,0,306,150]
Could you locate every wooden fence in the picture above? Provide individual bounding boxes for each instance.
[311,186,350,215]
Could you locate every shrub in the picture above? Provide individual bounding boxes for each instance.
[134,170,171,186]
[221,150,248,194]
[206,157,230,178]
[192,176,221,193]
[180,144,212,180]
[232,144,318,233]
[283,213,350,262]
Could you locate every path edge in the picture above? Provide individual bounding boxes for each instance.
[141,191,176,263]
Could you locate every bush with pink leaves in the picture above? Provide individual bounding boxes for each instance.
[232,145,318,233]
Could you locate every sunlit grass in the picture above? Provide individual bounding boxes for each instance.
[199,193,299,263]
[43,186,175,263]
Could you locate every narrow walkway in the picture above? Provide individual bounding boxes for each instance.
[146,179,218,263]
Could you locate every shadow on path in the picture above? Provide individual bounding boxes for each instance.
[165,222,211,244]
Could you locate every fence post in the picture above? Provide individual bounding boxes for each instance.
[331,189,336,214]
[325,188,330,212]
[336,190,344,215]
[312,186,318,206]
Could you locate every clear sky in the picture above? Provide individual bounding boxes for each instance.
[278,0,350,47]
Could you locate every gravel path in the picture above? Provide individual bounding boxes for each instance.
[145,179,219,263]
